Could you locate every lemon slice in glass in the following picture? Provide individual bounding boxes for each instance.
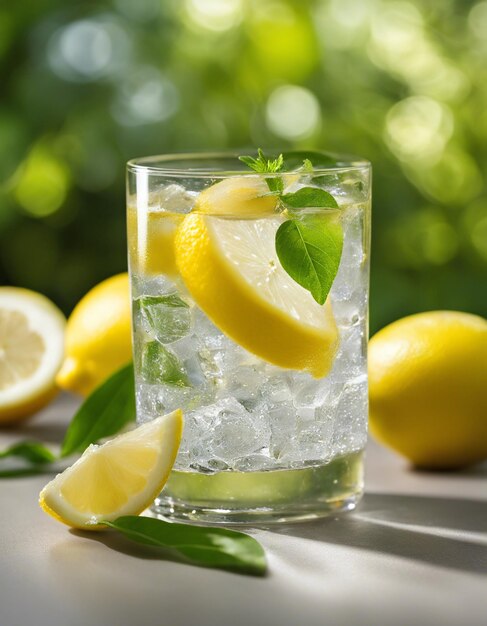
[0,287,65,424]
[39,409,183,529]
[175,213,338,378]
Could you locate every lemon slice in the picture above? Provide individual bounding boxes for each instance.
[175,214,338,377]
[0,287,65,424]
[128,207,183,277]
[195,176,278,216]
[39,409,183,529]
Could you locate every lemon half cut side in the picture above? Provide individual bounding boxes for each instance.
[0,287,65,424]
[39,409,183,529]
[175,213,338,378]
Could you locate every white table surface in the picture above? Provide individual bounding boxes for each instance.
[0,394,486,626]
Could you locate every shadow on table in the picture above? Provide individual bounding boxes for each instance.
[271,493,487,576]
[68,528,260,577]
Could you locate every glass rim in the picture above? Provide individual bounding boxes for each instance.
[126,151,371,178]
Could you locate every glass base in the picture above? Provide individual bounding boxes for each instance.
[152,450,364,525]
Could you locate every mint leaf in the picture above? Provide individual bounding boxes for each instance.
[103,516,267,576]
[141,341,189,386]
[239,149,283,174]
[275,214,343,305]
[60,364,135,458]
[138,294,189,309]
[137,294,191,344]
[239,149,284,194]
[0,441,56,464]
[281,187,339,210]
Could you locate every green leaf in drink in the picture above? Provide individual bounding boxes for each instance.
[141,341,189,387]
[61,363,136,458]
[103,516,267,577]
[275,213,344,305]
[138,294,191,344]
[281,187,339,210]
[239,148,344,304]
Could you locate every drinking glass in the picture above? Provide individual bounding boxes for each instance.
[127,152,371,524]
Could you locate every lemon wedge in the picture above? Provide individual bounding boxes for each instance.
[0,287,65,424]
[39,409,183,529]
[175,213,338,377]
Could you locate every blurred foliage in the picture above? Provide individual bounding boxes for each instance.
[0,0,486,332]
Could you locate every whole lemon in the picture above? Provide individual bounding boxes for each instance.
[56,273,131,396]
[369,311,487,469]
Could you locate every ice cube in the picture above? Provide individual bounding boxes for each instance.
[233,454,275,471]
[332,376,368,455]
[153,183,197,214]
[267,402,298,461]
[179,397,266,470]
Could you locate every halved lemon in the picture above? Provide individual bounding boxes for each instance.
[39,409,183,529]
[0,287,65,424]
[175,214,338,377]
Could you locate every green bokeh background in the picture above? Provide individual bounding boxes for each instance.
[1,0,486,333]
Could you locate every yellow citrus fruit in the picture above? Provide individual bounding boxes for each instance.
[369,311,487,469]
[194,176,278,216]
[56,273,131,396]
[175,212,338,377]
[39,409,183,529]
[127,206,183,277]
[0,287,65,424]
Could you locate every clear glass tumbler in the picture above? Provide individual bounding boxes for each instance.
[127,152,371,524]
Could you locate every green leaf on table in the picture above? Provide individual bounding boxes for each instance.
[276,213,343,305]
[239,149,284,194]
[0,441,56,464]
[281,187,339,210]
[103,516,267,577]
[141,341,189,387]
[137,294,191,344]
[0,467,54,478]
[60,363,136,458]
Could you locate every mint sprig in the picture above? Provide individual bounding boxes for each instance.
[239,149,343,305]
[239,149,284,194]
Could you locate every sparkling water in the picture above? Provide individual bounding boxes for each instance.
[128,164,370,523]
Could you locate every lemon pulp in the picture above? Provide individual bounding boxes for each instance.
[39,409,183,528]
[0,287,65,423]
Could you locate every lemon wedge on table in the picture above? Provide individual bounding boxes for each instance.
[175,213,338,378]
[0,287,65,424]
[39,409,183,529]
